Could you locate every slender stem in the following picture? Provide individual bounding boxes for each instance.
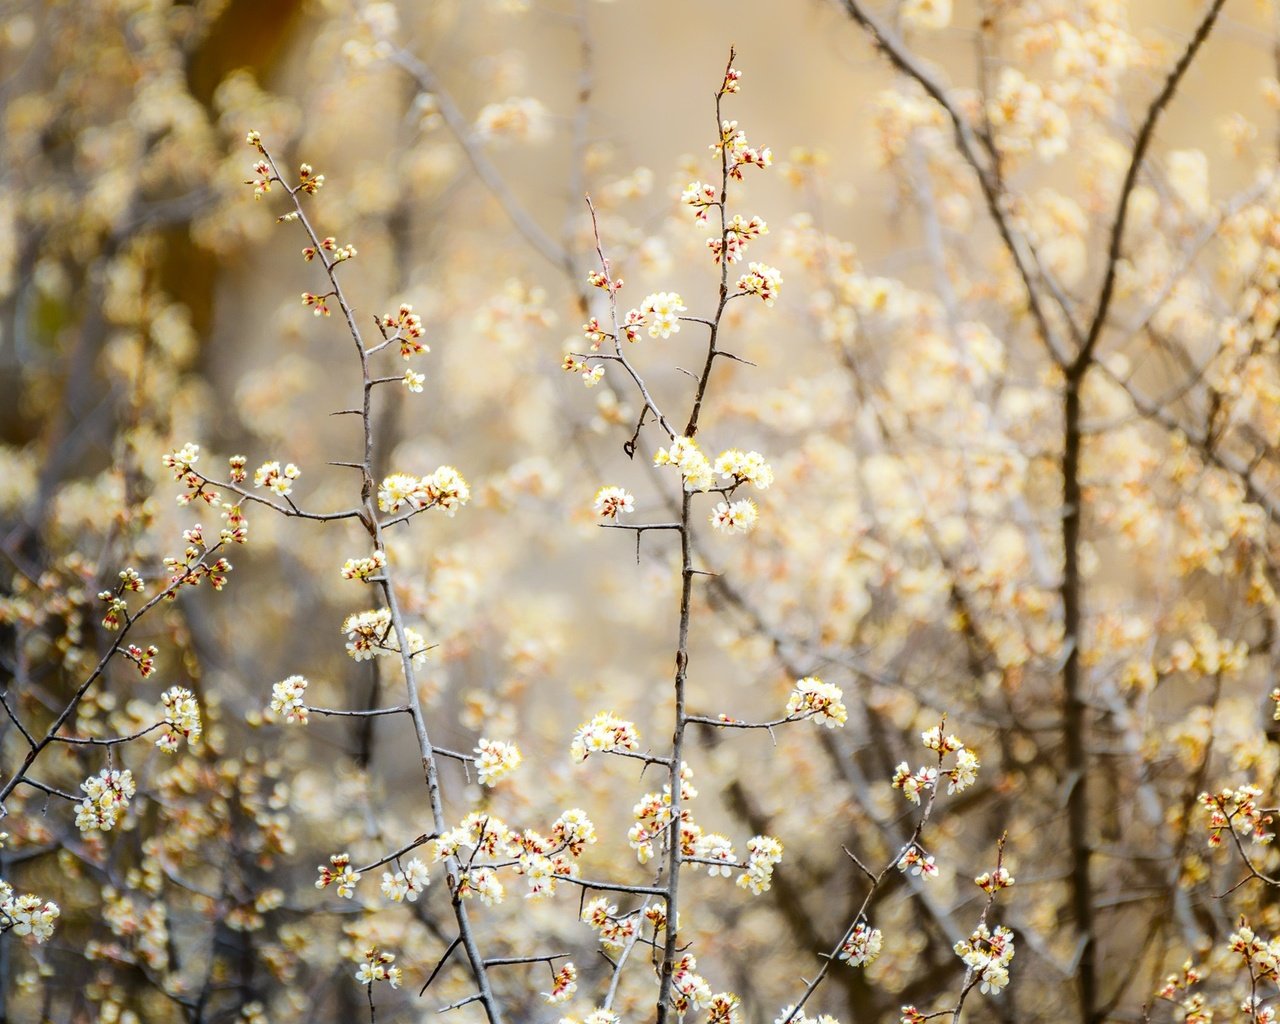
[1071,0,1229,375]
[654,489,694,1023]
[256,143,503,1024]
[0,542,229,809]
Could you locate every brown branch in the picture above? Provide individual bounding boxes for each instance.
[1072,0,1230,375]
[837,0,1072,365]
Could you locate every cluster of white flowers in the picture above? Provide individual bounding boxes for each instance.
[570,711,640,762]
[354,946,402,988]
[629,764,698,864]
[161,443,200,474]
[457,866,504,905]
[892,763,938,805]
[379,857,430,903]
[377,466,470,515]
[340,549,386,581]
[435,812,518,862]
[551,808,598,854]
[693,833,737,877]
[1226,929,1280,1024]
[517,848,576,900]
[593,486,635,520]
[706,993,744,1024]
[738,835,783,894]
[786,677,847,727]
[75,768,136,833]
[895,727,980,803]
[253,460,301,497]
[157,686,202,751]
[838,921,884,968]
[986,67,1070,162]
[955,924,1015,995]
[715,119,773,179]
[975,866,1015,894]
[403,368,425,392]
[639,292,687,338]
[269,675,309,723]
[681,180,719,222]
[0,881,59,943]
[713,449,773,489]
[508,813,596,900]
[709,499,759,534]
[341,608,429,665]
[736,262,783,305]
[543,962,578,1004]
[670,953,714,1014]
[946,750,980,794]
[897,845,939,879]
[709,213,768,264]
[1201,784,1275,848]
[654,436,715,492]
[377,302,428,358]
[316,853,361,899]
[581,896,640,951]
[474,96,551,144]
[474,738,522,786]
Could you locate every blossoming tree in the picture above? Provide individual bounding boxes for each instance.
[4,2,1280,1024]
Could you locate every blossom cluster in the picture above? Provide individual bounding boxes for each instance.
[253,460,301,497]
[161,523,233,592]
[269,674,309,723]
[838,920,883,968]
[340,550,386,582]
[713,449,774,490]
[558,1009,621,1024]
[157,686,202,752]
[379,858,430,903]
[893,726,979,804]
[544,962,578,1004]
[738,834,784,894]
[419,810,599,903]
[316,853,361,898]
[628,763,699,864]
[897,845,938,879]
[377,466,471,515]
[1200,785,1275,848]
[0,882,60,944]
[474,738,523,786]
[714,118,773,180]
[593,486,635,520]
[342,609,430,665]
[654,437,716,492]
[736,262,783,305]
[380,302,429,358]
[954,923,1015,995]
[986,68,1070,162]
[581,896,642,950]
[1229,923,1280,984]
[75,768,137,833]
[785,677,847,728]
[669,953,714,1014]
[354,946,402,988]
[708,213,768,264]
[570,711,640,762]
[709,499,758,534]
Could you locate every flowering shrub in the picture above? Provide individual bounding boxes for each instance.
[6,2,1280,1023]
